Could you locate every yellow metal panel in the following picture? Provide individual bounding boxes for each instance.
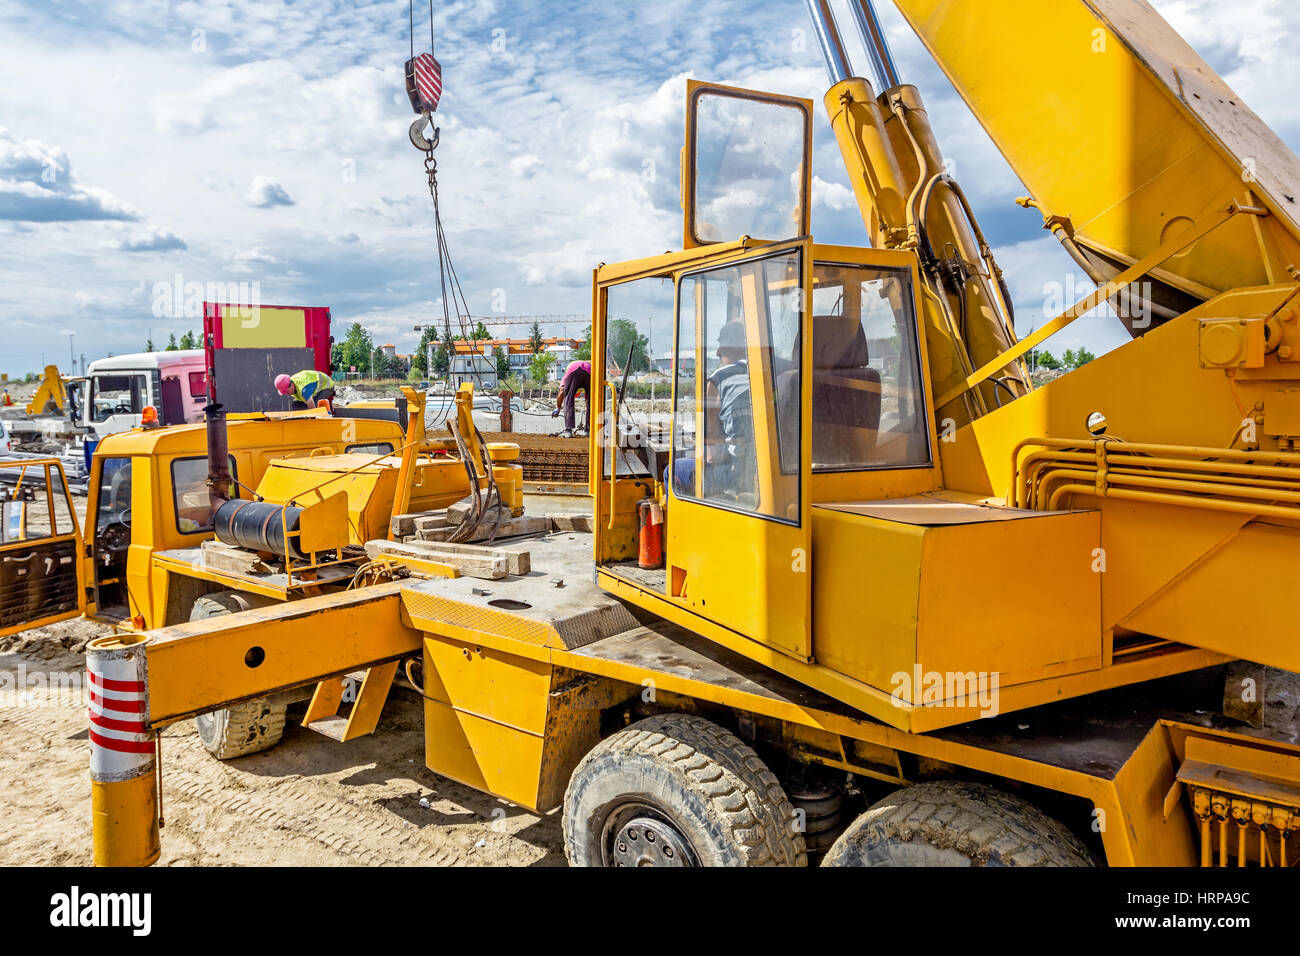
[221,307,307,349]
[811,506,921,693]
[298,490,350,554]
[423,636,552,735]
[916,510,1102,687]
[144,582,417,723]
[1122,522,1300,672]
[812,504,1101,703]
[422,698,545,810]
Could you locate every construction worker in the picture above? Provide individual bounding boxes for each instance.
[552,359,591,436]
[1,388,11,407]
[704,321,755,498]
[275,369,336,410]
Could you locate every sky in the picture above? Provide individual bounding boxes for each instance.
[1,0,1298,377]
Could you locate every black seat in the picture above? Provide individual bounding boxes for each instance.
[777,315,882,469]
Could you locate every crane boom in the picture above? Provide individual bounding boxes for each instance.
[888,0,1300,332]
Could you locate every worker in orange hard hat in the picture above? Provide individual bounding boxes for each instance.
[275,370,336,411]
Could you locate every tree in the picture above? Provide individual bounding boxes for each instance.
[165,333,179,351]
[1061,346,1096,370]
[574,325,592,361]
[494,345,510,379]
[340,323,373,375]
[144,337,154,352]
[178,330,198,350]
[471,321,490,341]
[412,326,437,377]
[1032,349,1061,370]
[529,351,556,383]
[431,340,450,376]
[371,347,402,379]
[528,322,544,354]
[607,318,650,373]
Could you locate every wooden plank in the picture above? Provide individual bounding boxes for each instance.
[364,539,507,580]
[389,513,419,537]
[197,539,273,575]
[460,514,552,542]
[548,513,594,532]
[421,540,531,575]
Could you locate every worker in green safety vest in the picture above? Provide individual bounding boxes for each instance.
[275,370,336,410]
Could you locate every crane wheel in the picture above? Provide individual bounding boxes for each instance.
[822,780,1095,867]
[190,592,287,760]
[562,714,807,867]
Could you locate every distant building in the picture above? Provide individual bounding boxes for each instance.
[448,342,499,390]
[447,336,583,382]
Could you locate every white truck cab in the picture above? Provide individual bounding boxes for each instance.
[68,351,207,440]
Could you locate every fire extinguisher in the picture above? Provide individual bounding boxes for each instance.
[637,495,664,570]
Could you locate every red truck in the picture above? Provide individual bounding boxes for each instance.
[202,303,333,413]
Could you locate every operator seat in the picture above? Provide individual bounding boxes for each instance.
[777,315,882,467]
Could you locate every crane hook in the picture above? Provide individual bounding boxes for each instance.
[410,112,440,152]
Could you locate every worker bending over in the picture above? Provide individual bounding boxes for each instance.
[276,369,336,410]
[552,359,591,436]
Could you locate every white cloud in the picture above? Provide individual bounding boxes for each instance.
[0,127,139,222]
[245,176,294,208]
[811,174,854,212]
[118,225,187,252]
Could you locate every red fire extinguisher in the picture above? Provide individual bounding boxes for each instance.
[637,496,664,570]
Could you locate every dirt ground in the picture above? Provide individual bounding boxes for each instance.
[0,616,565,866]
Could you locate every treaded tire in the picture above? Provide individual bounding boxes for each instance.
[190,592,287,760]
[823,780,1096,867]
[563,714,807,867]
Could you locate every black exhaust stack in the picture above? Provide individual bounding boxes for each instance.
[204,334,232,516]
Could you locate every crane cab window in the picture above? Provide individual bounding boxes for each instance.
[171,456,238,534]
[809,263,930,471]
[672,250,802,522]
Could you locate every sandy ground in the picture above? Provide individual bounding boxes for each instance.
[0,618,564,866]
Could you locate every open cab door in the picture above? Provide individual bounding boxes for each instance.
[0,458,86,637]
[593,81,816,662]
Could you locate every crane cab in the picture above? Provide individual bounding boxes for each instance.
[588,82,1214,732]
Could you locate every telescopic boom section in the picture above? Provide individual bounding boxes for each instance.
[806,0,1029,425]
[886,0,1300,335]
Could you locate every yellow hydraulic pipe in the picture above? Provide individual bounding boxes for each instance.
[823,77,910,248]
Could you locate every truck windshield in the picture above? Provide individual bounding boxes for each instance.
[90,374,147,423]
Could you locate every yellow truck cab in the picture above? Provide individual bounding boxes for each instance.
[0,412,405,637]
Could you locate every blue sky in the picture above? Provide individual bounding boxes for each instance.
[1,0,1297,376]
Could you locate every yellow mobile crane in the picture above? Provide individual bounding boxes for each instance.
[79,0,1300,867]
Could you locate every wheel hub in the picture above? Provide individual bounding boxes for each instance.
[610,816,694,867]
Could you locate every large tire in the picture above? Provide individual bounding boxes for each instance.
[563,714,807,867]
[823,780,1095,867]
[190,592,287,760]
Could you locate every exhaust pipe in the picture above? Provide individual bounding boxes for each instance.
[204,335,231,517]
